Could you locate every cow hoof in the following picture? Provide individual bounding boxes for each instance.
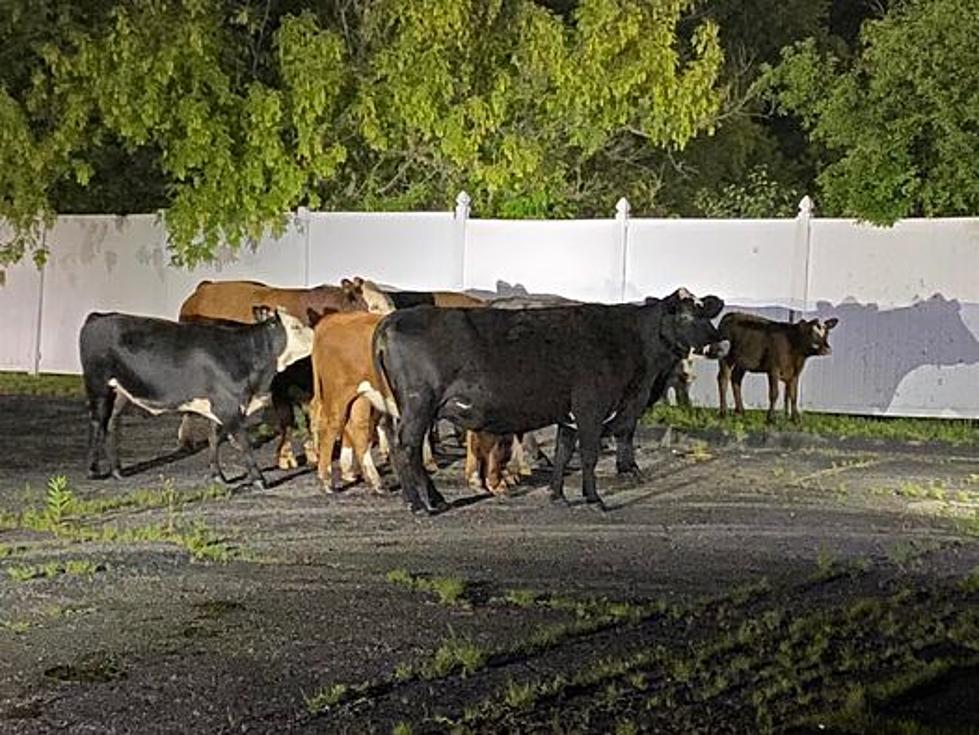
[277,455,298,471]
[617,464,643,479]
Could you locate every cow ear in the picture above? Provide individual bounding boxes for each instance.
[824,317,839,330]
[252,305,273,323]
[699,295,724,319]
[353,276,364,287]
[340,278,353,290]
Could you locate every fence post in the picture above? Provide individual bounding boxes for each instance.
[295,206,311,287]
[616,197,631,303]
[790,195,814,322]
[454,191,471,291]
[32,226,48,376]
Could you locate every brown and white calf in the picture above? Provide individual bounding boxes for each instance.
[717,313,839,422]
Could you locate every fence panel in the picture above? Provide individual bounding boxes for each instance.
[802,219,979,418]
[307,212,457,290]
[464,219,621,303]
[0,225,42,372]
[626,218,804,410]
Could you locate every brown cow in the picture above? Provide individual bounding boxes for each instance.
[178,278,393,323]
[311,311,437,493]
[717,313,839,423]
[465,431,523,494]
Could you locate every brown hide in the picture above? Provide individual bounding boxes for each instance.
[717,312,838,422]
[178,279,370,326]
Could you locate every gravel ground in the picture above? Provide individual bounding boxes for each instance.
[1,394,978,733]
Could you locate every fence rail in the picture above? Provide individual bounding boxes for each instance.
[3,195,979,418]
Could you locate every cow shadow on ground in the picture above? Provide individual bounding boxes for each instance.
[115,445,206,478]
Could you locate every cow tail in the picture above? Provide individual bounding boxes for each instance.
[371,322,399,416]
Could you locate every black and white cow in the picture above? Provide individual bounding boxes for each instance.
[79,308,314,488]
[372,289,726,513]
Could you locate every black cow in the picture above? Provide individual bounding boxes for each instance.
[79,308,314,488]
[373,289,726,513]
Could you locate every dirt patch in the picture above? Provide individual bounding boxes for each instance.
[1,394,978,732]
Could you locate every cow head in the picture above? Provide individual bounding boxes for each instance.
[653,288,728,359]
[274,308,315,371]
[353,276,396,315]
[795,317,838,357]
[338,277,371,311]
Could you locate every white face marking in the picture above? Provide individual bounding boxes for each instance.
[276,310,314,371]
[361,282,395,315]
[813,323,827,339]
[676,287,694,301]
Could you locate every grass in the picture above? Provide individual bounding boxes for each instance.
[0,371,84,396]
[6,559,105,582]
[384,568,469,607]
[1,475,237,563]
[645,404,979,446]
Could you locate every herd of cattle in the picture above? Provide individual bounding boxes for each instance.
[78,278,838,513]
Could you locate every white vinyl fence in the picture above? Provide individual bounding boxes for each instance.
[3,195,979,419]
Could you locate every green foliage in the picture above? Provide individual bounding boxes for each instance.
[6,558,104,582]
[1,0,723,268]
[764,0,979,222]
[45,475,74,527]
[694,165,800,217]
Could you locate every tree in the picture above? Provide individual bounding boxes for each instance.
[763,0,979,222]
[0,0,723,268]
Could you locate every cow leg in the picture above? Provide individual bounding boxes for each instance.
[548,425,578,504]
[423,431,438,473]
[397,410,447,514]
[304,399,319,465]
[766,372,779,423]
[350,397,383,492]
[614,424,641,477]
[510,434,533,477]
[577,421,606,509]
[106,392,129,480]
[375,424,390,463]
[464,431,483,491]
[315,399,344,493]
[524,431,552,468]
[339,430,358,485]
[787,376,801,422]
[228,423,266,490]
[731,366,747,416]
[86,392,115,479]
[717,361,732,417]
[207,423,228,484]
[273,395,298,470]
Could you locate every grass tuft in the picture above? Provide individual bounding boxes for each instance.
[646,404,979,446]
